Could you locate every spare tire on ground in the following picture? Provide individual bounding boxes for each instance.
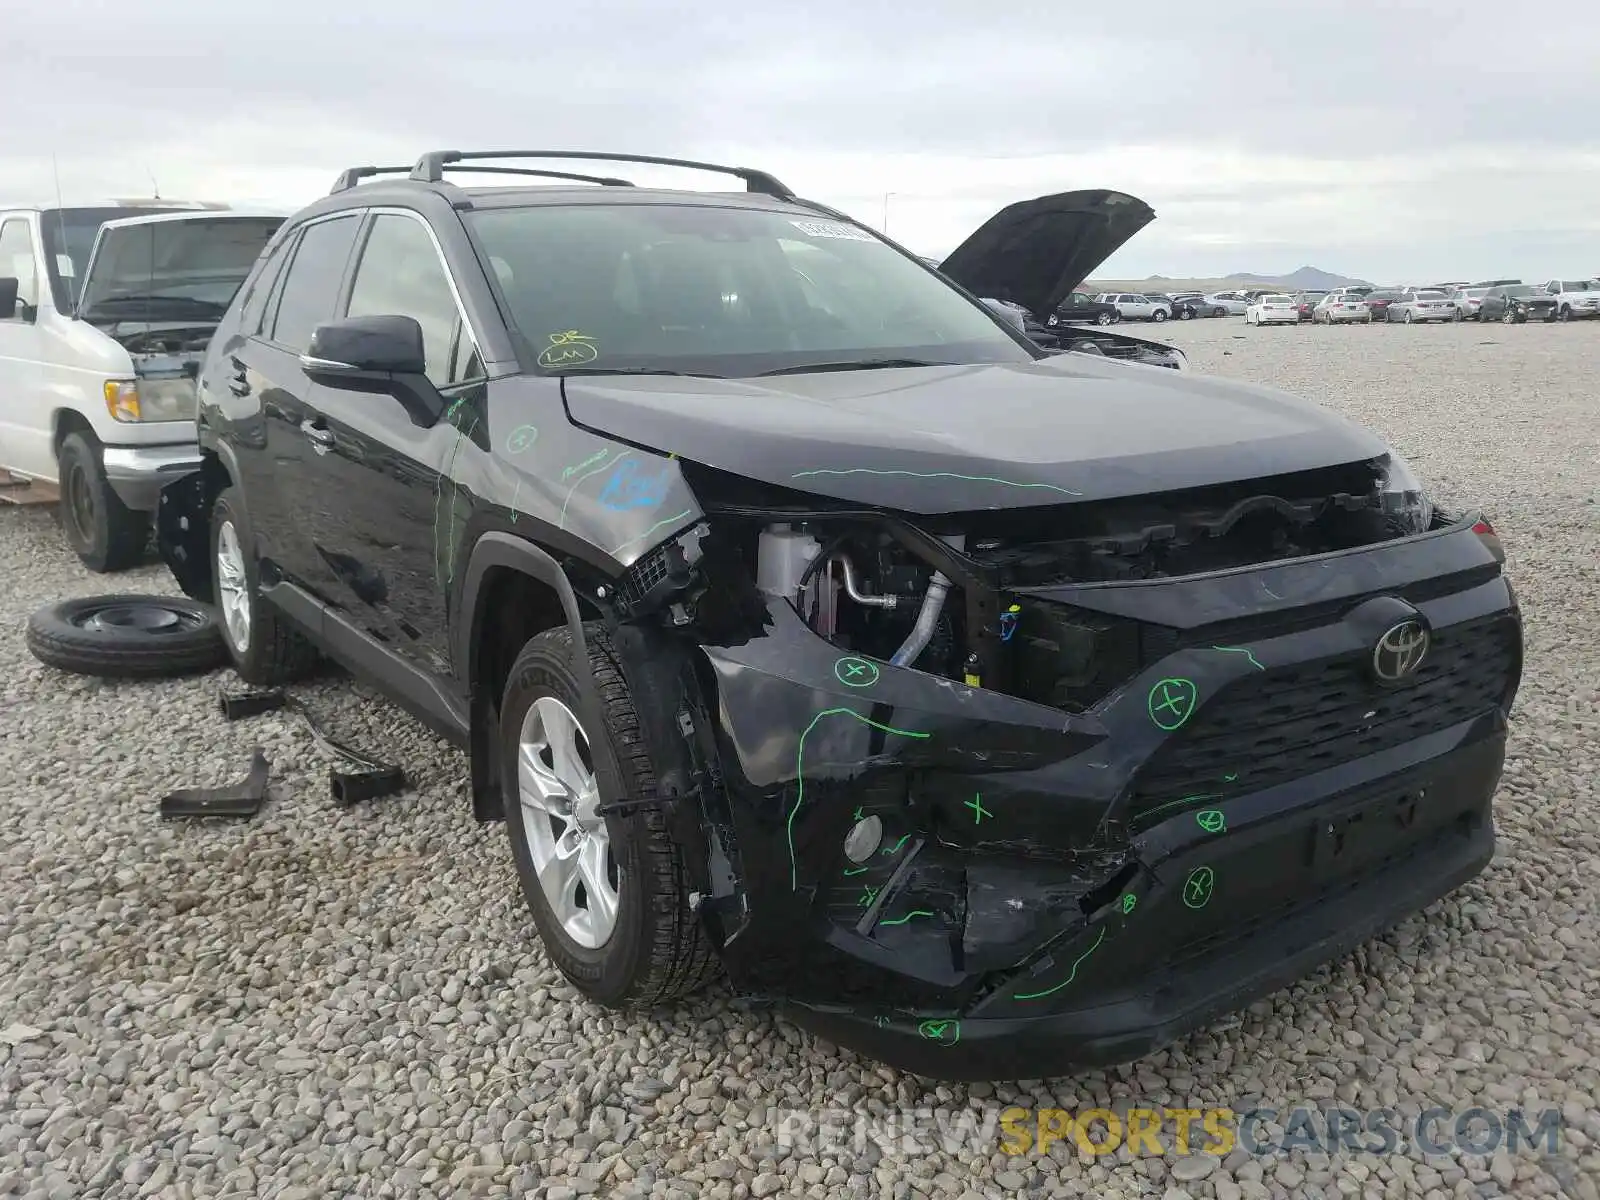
[25,595,228,678]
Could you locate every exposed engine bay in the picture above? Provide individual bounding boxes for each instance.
[625,455,1441,713]
[92,321,216,361]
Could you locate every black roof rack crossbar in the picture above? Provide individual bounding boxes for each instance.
[330,165,414,194]
[409,151,795,199]
[432,165,636,187]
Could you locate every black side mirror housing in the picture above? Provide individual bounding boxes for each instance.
[0,277,19,318]
[300,315,443,426]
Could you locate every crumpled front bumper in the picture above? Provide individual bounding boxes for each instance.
[689,515,1520,1079]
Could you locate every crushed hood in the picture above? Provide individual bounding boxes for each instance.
[77,212,284,324]
[560,357,1389,514]
[936,190,1156,316]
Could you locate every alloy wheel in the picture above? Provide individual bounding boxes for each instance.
[517,696,620,949]
[215,520,252,654]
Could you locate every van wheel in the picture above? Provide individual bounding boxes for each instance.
[210,487,322,685]
[57,432,149,573]
[500,623,720,1008]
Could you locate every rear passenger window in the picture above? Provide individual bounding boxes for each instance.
[267,215,360,351]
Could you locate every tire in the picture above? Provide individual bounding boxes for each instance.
[1452,308,1462,322]
[25,594,226,678]
[1501,308,1514,325]
[210,487,322,685]
[56,432,150,573]
[500,623,720,1008]
[1179,307,1193,320]
[1552,307,1566,323]
[1403,310,1414,324]
[1095,311,1113,326]
[1152,309,1167,322]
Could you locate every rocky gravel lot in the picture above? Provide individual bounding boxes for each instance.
[2,317,1597,1200]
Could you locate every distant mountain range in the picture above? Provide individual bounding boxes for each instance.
[1137,266,1373,290]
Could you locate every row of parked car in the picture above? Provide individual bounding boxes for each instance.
[1239,280,1600,327]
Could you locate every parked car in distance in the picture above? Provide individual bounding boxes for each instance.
[1292,292,1327,321]
[1245,294,1301,325]
[1471,278,1521,288]
[1327,285,1375,298]
[1095,292,1171,322]
[152,148,1520,1083]
[1447,287,1490,320]
[1166,295,1219,320]
[0,203,285,569]
[1541,279,1600,321]
[1362,289,1404,319]
[1313,294,1374,324]
[1385,289,1456,324]
[1202,293,1250,315]
[1479,284,1557,323]
[1045,291,1122,326]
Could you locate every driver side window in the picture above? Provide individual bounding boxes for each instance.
[0,218,39,319]
[344,214,483,389]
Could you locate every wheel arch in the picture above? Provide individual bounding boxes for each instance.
[457,532,606,822]
[52,409,96,457]
[155,451,235,602]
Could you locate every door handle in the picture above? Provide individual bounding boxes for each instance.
[301,418,335,447]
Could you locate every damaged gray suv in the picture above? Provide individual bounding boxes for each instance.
[155,151,1522,1081]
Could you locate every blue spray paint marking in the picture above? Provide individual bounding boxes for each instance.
[597,457,672,511]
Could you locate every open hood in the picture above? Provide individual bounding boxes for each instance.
[936,190,1156,316]
[76,211,285,324]
[558,356,1387,514]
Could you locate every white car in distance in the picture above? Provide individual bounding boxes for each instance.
[1245,294,1300,325]
[1312,294,1373,324]
[1385,289,1456,323]
[1448,287,1490,320]
[1542,279,1600,320]
[1093,292,1172,322]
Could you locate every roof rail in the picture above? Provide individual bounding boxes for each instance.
[409,150,795,199]
[331,162,639,195]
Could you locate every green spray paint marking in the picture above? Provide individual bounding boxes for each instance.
[1222,772,1238,783]
[503,424,539,454]
[1211,645,1266,672]
[917,1019,960,1045]
[508,479,522,524]
[561,448,611,481]
[842,866,870,877]
[557,449,628,529]
[1196,809,1226,834]
[857,886,881,909]
[788,709,931,891]
[1137,793,1221,825]
[1148,677,1199,731]
[879,910,935,927]
[1013,926,1108,1001]
[613,510,693,558]
[881,834,912,857]
[966,794,993,825]
[1120,893,1137,914]
[852,805,865,822]
[791,467,1084,498]
[1183,866,1215,909]
[434,409,479,586]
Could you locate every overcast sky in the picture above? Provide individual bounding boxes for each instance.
[4,1,1597,283]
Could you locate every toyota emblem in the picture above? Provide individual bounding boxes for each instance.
[1372,620,1430,682]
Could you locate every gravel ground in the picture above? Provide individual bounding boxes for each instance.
[1,317,1597,1200]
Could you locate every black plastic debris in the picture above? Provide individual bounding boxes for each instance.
[219,688,408,804]
[159,749,271,819]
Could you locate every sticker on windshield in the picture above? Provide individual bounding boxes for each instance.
[789,219,876,242]
[56,255,76,277]
[537,330,599,369]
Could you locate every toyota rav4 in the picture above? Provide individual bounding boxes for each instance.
[155,151,1522,1081]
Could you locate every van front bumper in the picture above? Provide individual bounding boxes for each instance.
[101,444,204,512]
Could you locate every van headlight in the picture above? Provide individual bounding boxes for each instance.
[104,376,197,423]
[1378,452,1434,534]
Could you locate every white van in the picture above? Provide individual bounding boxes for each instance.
[0,204,284,570]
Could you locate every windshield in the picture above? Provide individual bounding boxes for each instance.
[1504,285,1536,298]
[1465,288,1489,297]
[1415,290,1447,300]
[37,206,189,311]
[465,203,1035,376]
[1561,280,1599,290]
[77,216,283,319]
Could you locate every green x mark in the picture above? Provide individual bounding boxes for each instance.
[1121,893,1138,914]
[1196,809,1226,834]
[1183,866,1215,909]
[1148,678,1199,731]
[858,886,881,909]
[966,793,993,825]
[917,1019,960,1045]
[834,656,880,688]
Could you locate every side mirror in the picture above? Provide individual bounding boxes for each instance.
[302,315,427,376]
[300,315,443,427]
[0,277,19,318]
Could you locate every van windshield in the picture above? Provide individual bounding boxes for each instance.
[37,207,188,311]
[465,202,1035,376]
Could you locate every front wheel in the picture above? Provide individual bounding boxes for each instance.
[500,624,720,1008]
[1452,308,1462,322]
[57,432,149,573]
[1403,310,1414,324]
[1554,307,1567,323]
[1179,308,1193,320]
[1152,309,1167,323]
[1095,311,1114,326]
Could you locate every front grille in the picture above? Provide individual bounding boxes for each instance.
[1128,615,1517,828]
